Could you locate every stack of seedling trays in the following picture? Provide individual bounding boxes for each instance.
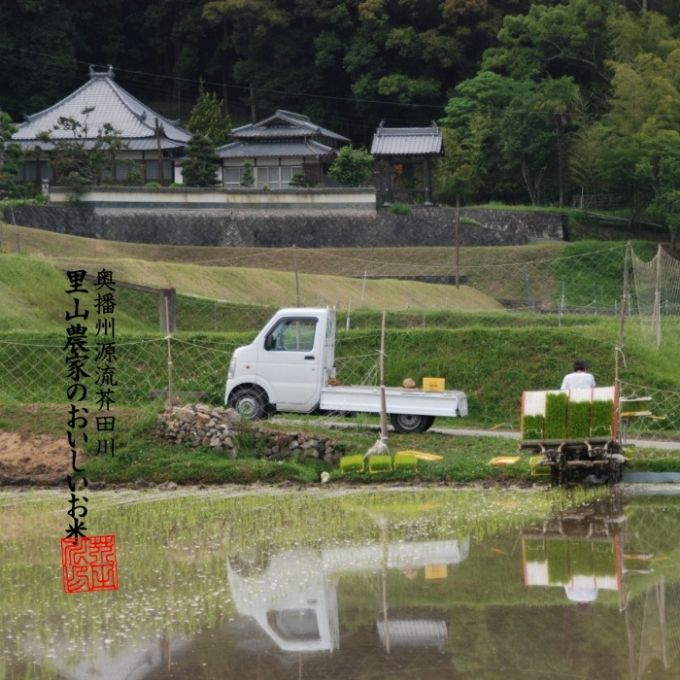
[519,386,624,485]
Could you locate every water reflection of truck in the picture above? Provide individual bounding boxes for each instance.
[227,539,470,653]
[225,308,468,433]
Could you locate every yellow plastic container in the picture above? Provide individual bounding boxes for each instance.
[422,377,445,392]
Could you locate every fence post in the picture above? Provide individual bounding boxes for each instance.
[159,288,176,334]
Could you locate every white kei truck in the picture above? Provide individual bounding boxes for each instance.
[225,307,468,433]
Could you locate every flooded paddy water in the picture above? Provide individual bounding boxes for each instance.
[1,486,679,679]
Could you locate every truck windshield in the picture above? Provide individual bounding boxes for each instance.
[267,609,321,641]
[265,318,317,352]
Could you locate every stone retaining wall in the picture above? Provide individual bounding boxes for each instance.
[6,205,564,247]
[156,403,344,464]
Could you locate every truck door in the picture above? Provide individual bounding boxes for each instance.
[258,315,323,410]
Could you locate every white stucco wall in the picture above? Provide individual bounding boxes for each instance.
[47,186,377,209]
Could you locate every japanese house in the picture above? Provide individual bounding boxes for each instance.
[216,109,349,189]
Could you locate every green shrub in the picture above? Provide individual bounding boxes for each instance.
[145,181,162,189]
[522,415,544,440]
[393,453,417,471]
[328,146,373,186]
[240,162,254,187]
[389,203,411,216]
[289,173,312,188]
[545,393,568,439]
[591,400,614,437]
[340,454,364,473]
[567,401,591,439]
[368,455,393,473]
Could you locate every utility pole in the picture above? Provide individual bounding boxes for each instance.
[155,118,165,185]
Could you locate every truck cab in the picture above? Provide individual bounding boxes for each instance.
[226,308,335,418]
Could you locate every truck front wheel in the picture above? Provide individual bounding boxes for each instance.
[230,387,268,420]
[390,414,434,434]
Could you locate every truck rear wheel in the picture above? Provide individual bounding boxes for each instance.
[230,387,267,420]
[390,414,434,433]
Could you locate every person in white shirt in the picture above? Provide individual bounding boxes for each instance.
[561,360,596,390]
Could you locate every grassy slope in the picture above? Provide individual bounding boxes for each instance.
[2,221,565,270]
[0,251,501,331]
[1,221,659,311]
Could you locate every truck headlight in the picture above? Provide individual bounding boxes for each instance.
[228,355,236,379]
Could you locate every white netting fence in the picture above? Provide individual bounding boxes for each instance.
[631,246,680,348]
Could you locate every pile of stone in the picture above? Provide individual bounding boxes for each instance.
[156,403,241,458]
[156,403,344,464]
[256,430,344,464]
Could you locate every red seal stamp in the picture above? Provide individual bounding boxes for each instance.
[60,534,119,594]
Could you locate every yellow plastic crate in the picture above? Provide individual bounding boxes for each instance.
[425,564,448,580]
[422,377,445,392]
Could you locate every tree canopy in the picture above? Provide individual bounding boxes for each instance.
[0,0,677,233]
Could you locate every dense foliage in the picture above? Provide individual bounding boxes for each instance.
[181,133,221,187]
[0,1,677,231]
[0,113,25,199]
[328,145,374,186]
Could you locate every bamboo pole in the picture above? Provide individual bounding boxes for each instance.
[615,243,631,387]
[381,521,391,654]
[379,310,388,440]
[454,194,461,288]
[165,295,174,404]
[293,245,300,306]
[653,244,662,349]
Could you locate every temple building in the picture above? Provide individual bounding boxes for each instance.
[12,65,190,185]
[371,122,443,206]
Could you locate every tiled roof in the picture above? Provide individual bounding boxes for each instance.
[216,139,338,159]
[231,109,349,143]
[15,137,186,152]
[12,66,190,147]
[371,123,442,156]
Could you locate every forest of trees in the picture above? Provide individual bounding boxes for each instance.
[0,1,678,238]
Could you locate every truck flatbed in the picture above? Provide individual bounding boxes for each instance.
[320,384,468,419]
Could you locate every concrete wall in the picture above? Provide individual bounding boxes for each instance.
[47,186,376,211]
[5,204,564,248]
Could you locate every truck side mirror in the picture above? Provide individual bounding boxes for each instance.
[264,334,273,351]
